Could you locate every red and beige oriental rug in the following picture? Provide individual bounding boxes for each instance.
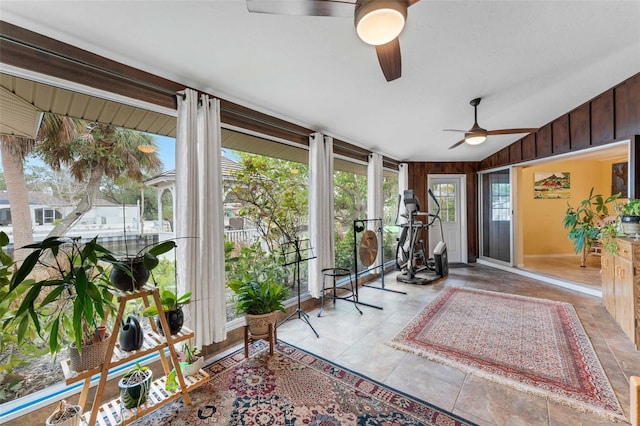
[138,341,475,425]
[389,286,625,422]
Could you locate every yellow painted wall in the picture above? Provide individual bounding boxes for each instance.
[520,158,624,255]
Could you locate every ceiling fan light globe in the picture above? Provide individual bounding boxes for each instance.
[355,1,407,46]
[465,134,487,145]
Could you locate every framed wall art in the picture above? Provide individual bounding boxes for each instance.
[534,172,570,199]
[611,162,628,198]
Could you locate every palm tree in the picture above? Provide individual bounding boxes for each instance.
[37,116,162,237]
[0,135,36,261]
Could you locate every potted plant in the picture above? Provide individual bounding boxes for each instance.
[141,289,191,335]
[4,236,116,371]
[103,240,177,292]
[617,198,640,235]
[227,243,290,336]
[562,188,619,266]
[179,343,204,376]
[118,362,153,409]
[45,400,82,426]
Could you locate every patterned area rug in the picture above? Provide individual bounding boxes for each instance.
[136,341,475,425]
[389,286,625,422]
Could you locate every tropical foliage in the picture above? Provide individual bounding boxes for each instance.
[563,188,620,260]
[3,236,116,354]
[36,116,162,237]
[228,154,308,252]
[226,242,290,315]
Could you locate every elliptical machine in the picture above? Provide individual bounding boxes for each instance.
[396,188,448,285]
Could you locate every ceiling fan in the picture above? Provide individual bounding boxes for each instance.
[445,98,538,149]
[246,0,421,82]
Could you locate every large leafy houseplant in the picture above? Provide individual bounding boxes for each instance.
[562,188,619,265]
[4,236,116,355]
[227,243,290,316]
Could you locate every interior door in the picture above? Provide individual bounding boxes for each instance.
[428,177,463,263]
[480,169,512,264]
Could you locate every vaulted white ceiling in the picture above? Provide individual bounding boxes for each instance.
[1,1,639,162]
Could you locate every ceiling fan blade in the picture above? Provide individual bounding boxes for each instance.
[443,129,467,133]
[375,38,401,82]
[246,0,355,17]
[486,128,538,136]
[448,139,466,150]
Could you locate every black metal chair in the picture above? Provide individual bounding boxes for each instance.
[318,267,363,317]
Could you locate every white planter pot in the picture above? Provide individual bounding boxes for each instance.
[45,404,81,426]
[181,356,204,376]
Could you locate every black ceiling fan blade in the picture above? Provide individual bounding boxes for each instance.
[486,128,538,136]
[246,0,355,17]
[375,38,401,82]
[448,139,466,150]
[443,129,467,133]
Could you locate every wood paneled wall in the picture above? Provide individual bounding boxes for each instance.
[480,72,640,197]
[407,162,480,262]
[408,72,640,261]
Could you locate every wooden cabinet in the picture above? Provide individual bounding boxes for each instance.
[601,238,640,349]
[61,286,209,425]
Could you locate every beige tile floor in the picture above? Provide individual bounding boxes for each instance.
[275,265,640,425]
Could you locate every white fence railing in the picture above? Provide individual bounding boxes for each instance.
[224,228,260,245]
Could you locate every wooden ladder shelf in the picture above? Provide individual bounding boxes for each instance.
[60,286,209,425]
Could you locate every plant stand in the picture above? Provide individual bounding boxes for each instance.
[59,286,209,425]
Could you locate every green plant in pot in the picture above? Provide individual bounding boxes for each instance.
[617,198,640,235]
[3,236,116,371]
[562,188,619,266]
[103,240,177,292]
[118,362,153,409]
[142,289,191,336]
[227,243,290,336]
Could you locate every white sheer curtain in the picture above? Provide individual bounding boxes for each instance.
[308,133,334,298]
[367,153,384,271]
[398,163,409,225]
[176,89,227,348]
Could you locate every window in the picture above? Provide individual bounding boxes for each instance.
[431,183,456,222]
[491,183,511,221]
[334,168,367,271]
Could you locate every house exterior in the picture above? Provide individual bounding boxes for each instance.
[0,190,140,243]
